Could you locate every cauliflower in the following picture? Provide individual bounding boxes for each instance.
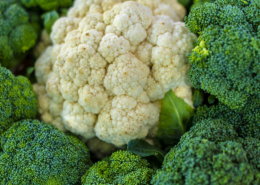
[33,30,52,58]
[34,1,196,146]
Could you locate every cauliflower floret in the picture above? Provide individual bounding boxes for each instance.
[95,95,159,146]
[35,1,196,146]
[173,85,193,107]
[62,101,97,139]
[51,17,81,44]
[35,47,53,84]
[104,53,150,98]
[33,84,66,131]
[68,0,185,20]
[34,30,52,58]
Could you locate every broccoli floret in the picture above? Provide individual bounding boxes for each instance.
[0,67,38,136]
[0,119,92,185]
[0,1,38,68]
[21,0,73,11]
[191,0,216,9]
[151,119,260,185]
[81,150,157,185]
[185,0,260,110]
[239,137,260,170]
[193,99,260,139]
[152,138,260,185]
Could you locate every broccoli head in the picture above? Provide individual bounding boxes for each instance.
[0,119,92,185]
[0,1,38,68]
[185,0,260,110]
[0,67,38,136]
[193,98,260,139]
[152,119,260,185]
[81,150,157,185]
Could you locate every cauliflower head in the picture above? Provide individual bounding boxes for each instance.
[34,1,196,146]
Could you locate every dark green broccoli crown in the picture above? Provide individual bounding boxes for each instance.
[239,137,260,171]
[193,99,260,139]
[152,137,260,185]
[180,119,238,143]
[186,0,259,34]
[0,67,38,136]
[82,150,156,185]
[0,119,92,185]
[0,1,38,68]
[185,0,260,110]
[21,0,73,11]
[152,118,260,185]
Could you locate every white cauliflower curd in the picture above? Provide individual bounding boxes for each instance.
[34,0,196,146]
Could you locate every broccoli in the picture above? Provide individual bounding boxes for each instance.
[185,0,260,110]
[81,150,157,185]
[191,0,215,9]
[151,119,260,185]
[0,66,38,137]
[193,98,260,139]
[0,119,92,185]
[0,0,73,68]
[0,1,38,68]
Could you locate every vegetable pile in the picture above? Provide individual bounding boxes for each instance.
[0,0,259,184]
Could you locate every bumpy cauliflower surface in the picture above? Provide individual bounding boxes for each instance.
[34,0,196,146]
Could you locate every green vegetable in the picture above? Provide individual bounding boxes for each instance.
[157,90,194,145]
[0,1,38,68]
[185,0,260,110]
[0,66,38,137]
[0,0,74,68]
[81,150,157,185]
[191,0,215,9]
[193,98,260,139]
[152,119,260,185]
[42,10,59,34]
[0,119,92,185]
[127,139,166,163]
[21,0,73,11]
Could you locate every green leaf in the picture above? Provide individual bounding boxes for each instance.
[26,67,34,77]
[157,90,194,145]
[42,11,59,34]
[127,139,166,163]
[193,89,204,108]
